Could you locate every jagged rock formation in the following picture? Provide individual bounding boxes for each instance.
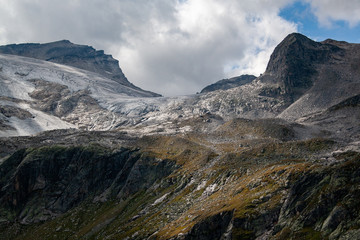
[263,33,342,101]
[200,74,256,93]
[0,40,160,97]
[260,33,360,120]
[0,144,176,224]
[0,33,360,239]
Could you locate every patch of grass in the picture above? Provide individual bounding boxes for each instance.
[137,135,217,172]
[232,228,255,239]
[294,228,324,240]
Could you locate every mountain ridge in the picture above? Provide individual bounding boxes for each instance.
[1,33,359,137]
[200,74,257,93]
[0,40,161,97]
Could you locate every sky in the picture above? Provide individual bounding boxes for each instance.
[0,0,359,96]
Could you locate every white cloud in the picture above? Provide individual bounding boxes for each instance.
[0,0,297,96]
[306,0,360,27]
[117,0,297,95]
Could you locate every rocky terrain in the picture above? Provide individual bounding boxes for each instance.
[0,33,360,239]
[200,75,257,93]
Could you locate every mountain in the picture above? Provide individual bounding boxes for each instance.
[259,33,360,120]
[0,53,163,137]
[1,33,359,137]
[0,40,161,97]
[200,74,257,93]
[1,33,360,240]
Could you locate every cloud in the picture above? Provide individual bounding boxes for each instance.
[0,0,297,96]
[117,0,297,95]
[305,0,360,27]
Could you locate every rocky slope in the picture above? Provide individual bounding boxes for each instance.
[0,119,359,240]
[200,75,257,93]
[0,53,161,136]
[0,40,160,96]
[0,33,360,239]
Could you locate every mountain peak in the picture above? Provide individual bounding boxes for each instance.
[282,32,315,43]
[52,39,72,44]
[200,74,256,93]
[262,32,344,101]
[0,41,161,97]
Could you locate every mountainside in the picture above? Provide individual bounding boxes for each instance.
[260,33,360,120]
[1,33,360,240]
[200,74,257,93]
[0,52,163,136]
[0,40,160,97]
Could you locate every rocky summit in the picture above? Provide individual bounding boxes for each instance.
[200,75,257,93]
[0,33,360,240]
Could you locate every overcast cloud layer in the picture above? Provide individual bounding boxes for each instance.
[0,0,359,96]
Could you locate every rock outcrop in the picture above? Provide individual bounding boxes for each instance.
[0,144,176,224]
[261,33,344,101]
[200,75,256,94]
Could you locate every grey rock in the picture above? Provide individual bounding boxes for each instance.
[179,211,233,240]
[339,229,360,240]
[200,74,256,94]
[0,105,33,119]
[263,33,343,102]
[0,145,176,223]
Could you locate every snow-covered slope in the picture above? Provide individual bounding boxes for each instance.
[0,53,164,136]
[0,52,279,136]
[0,54,158,101]
[0,100,75,137]
[0,40,161,97]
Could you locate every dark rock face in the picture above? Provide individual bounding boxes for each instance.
[0,145,176,223]
[0,105,33,119]
[261,33,344,101]
[180,211,233,240]
[273,157,360,239]
[200,75,256,94]
[0,40,161,97]
[329,94,360,111]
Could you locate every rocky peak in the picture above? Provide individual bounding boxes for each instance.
[200,74,256,94]
[262,33,344,101]
[0,40,161,97]
[321,38,350,47]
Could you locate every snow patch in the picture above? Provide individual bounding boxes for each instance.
[152,193,169,206]
[0,102,76,137]
[202,183,218,197]
[196,180,207,191]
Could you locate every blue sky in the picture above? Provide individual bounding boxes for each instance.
[280,1,360,43]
